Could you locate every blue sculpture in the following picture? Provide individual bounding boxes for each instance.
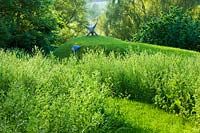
[84,19,98,36]
[72,45,81,54]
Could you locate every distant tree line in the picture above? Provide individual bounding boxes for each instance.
[0,0,87,52]
[1,0,200,52]
[103,0,200,51]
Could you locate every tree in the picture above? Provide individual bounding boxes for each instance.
[133,7,200,51]
[0,0,58,51]
[104,0,146,40]
[103,0,200,40]
[54,0,87,42]
[0,0,88,51]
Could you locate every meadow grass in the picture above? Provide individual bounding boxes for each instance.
[53,36,200,58]
[0,49,200,132]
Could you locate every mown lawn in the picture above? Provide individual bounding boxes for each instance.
[106,98,198,133]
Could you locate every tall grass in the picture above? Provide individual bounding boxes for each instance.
[0,49,200,132]
[77,50,200,119]
[0,50,122,132]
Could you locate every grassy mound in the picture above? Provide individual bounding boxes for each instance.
[54,36,199,58]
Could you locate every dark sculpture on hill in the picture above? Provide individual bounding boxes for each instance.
[84,19,98,36]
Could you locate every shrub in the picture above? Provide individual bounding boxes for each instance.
[133,6,200,51]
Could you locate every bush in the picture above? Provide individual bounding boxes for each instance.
[134,6,200,51]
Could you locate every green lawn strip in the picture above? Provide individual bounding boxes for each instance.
[106,98,199,133]
[53,36,199,58]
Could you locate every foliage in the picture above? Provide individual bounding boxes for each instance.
[103,0,199,40]
[0,0,58,51]
[0,19,11,48]
[0,0,88,51]
[104,0,146,40]
[54,0,87,42]
[134,7,200,51]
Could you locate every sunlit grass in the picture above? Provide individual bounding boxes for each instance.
[54,36,199,58]
[0,49,199,132]
[106,98,199,133]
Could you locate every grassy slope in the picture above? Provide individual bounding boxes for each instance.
[54,36,199,58]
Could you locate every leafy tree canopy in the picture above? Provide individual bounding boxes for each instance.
[103,0,200,40]
[0,0,58,51]
[134,7,200,51]
[0,0,87,52]
[54,0,87,42]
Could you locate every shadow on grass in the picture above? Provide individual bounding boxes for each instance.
[86,126,154,133]
[114,127,154,133]
[84,114,155,133]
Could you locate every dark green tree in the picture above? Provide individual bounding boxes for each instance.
[0,0,58,51]
[134,7,200,51]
